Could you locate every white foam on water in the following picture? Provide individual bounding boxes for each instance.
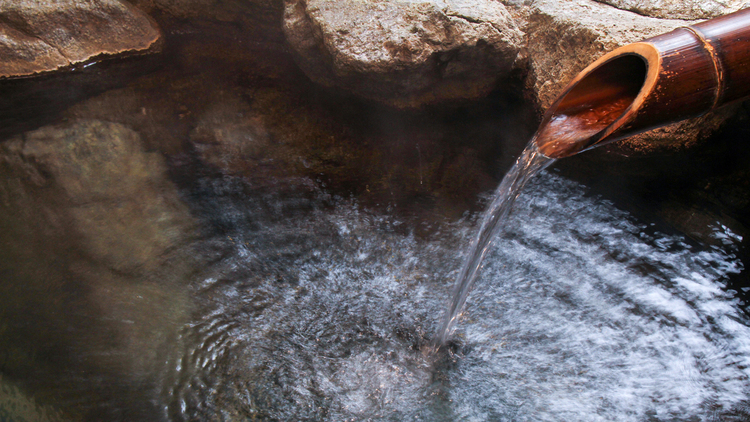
[449,171,749,421]
[170,170,749,421]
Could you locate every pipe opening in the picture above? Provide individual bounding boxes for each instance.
[535,54,648,158]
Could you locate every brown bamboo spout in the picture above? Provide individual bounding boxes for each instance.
[534,8,750,159]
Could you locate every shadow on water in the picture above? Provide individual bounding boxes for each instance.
[0,52,167,141]
[0,9,749,422]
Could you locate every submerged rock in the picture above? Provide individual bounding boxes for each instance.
[0,0,160,79]
[0,119,198,419]
[0,119,195,273]
[283,0,523,108]
[189,95,292,179]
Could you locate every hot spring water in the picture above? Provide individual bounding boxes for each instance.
[426,116,750,419]
[1,146,748,419]
[160,167,749,420]
[1,36,749,422]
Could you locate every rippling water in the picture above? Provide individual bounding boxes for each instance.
[161,170,749,421]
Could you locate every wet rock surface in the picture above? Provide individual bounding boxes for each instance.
[0,0,161,79]
[0,119,198,420]
[58,28,533,221]
[559,102,750,237]
[283,0,524,108]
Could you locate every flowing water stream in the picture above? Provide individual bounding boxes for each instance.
[1,148,749,420]
[434,144,553,347]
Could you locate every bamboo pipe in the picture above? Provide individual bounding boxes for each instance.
[534,8,750,159]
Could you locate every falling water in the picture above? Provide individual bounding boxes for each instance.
[434,143,554,347]
[435,84,638,346]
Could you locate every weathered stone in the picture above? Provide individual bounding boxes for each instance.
[594,0,747,20]
[518,0,738,154]
[522,0,688,110]
[283,0,523,108]
[0,0,160,78]
[602,105,741,154]
[0,120,195,273]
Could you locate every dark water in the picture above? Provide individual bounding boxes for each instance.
[0,23,749,422]
[2,142,749,420]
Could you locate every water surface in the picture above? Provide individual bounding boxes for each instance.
[160,169,750,421]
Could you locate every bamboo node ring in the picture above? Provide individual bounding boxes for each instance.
[682,25,725,110]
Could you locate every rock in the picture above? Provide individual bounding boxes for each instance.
[0,0,160,79]
[189,95,287,177]
[283,0,524,108]
[602,105,741,154]
[0,120,195,273]
[593,0,747,20]
[0,375,64,422]
[518,0,740,154]
[0,120,197,419]
[521,0,689,110]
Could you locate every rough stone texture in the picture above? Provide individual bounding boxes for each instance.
[594,0,747,20]
[602,104,741,153]
[517,0,739,153]
[0,119,195,273]
[0,0,160,78]
[522,0,690,110]
[283,0,524,108]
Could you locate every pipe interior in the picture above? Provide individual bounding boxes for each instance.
[555,54,647,117]
[534,54,648,158]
